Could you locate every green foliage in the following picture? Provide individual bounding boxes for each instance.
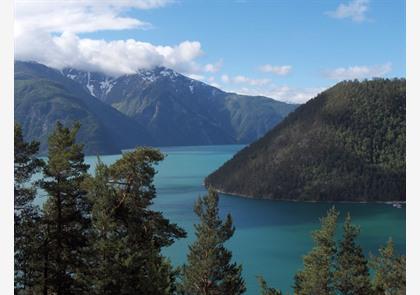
[40,122,91,294]
[257,276,283,295]
[85,149,186,294]
[334,214,372,295]
[179,188,246,295]
[291,208,405,295]
[369,239,406,295]
[206,79,406,202]
[14,123,44,211]
[14,121,406,295]
[14,123,44,294]
[294,207,339,295]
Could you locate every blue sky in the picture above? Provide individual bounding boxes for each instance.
[15,0,405,102]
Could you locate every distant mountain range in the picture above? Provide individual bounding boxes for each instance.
[205,79,406,202]
[15,61,298,154]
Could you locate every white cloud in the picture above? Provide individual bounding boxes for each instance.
[231,75,271,86]
[324,63,392,80]
[229,85,326,104]
[219,72,325,103]
[326,0,369,22]
[14,0,217,76]
[204,60,223,73]
[221,74,230,83]
[15,31,204,76]
[15,0,173,37]
[259,64,292,75]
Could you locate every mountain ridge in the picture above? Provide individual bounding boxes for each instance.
[15,61,298,154]
[62,65,298,145]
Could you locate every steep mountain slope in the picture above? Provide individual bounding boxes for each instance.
[205,79,406,202]
[63,67,298,146]
[15,61,154,155]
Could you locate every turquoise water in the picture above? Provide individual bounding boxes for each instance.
[44,145,407,294]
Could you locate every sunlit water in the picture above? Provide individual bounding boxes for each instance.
[35,145,406,294]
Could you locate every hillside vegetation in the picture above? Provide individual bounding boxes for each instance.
[205,79,405,202]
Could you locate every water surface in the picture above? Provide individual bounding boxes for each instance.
[53,145,407,294]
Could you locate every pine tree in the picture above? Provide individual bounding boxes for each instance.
[86,148,186,294]
[40,122,91,294]
[257,276,283,295]
[369,239,405,295]
[14,123,44,294]
[294,207,339,295]
[334,213,372,295]
[179,188,246,295]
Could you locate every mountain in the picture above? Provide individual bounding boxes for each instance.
[63,66,298,146]
[205,79,406,202]
[15,61,154,155]
[15,61,298,154]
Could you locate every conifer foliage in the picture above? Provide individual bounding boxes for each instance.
[40,122,91,294]
[263,207,405,295]
[13,121,405,295]
[179,188,246,295]
[86,149,186,294]
[369,239,406,295]
[294,207,339,295]
[14,123,44,293]
[334,214,372,295]
[257,276,283,295]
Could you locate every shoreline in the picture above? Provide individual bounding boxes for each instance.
[208,187,406,205]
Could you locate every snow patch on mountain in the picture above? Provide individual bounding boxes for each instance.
[100,79,115,96]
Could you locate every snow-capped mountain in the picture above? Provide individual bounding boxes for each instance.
[16,61,299,152]
[62,68,114,100]
[61,65,298,146]
[62,66,220,102]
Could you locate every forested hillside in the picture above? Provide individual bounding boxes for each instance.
[205,79,406,202]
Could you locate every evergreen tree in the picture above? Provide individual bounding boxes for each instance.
[369,239,406,295]
[179,188,246,295]
[294,207,339,295]
[334,213,372,295]
[40,122,91,294]
[85,148,186,294]
[14,123,44,293]
[257,276,283,295]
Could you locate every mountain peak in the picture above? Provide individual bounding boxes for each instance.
[135,66,180,81]
[15,61,299,153]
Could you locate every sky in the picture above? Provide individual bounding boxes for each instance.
[14,0,406,103]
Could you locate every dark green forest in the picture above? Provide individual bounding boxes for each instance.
[15,122,405,295]
[205,79,406,202]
